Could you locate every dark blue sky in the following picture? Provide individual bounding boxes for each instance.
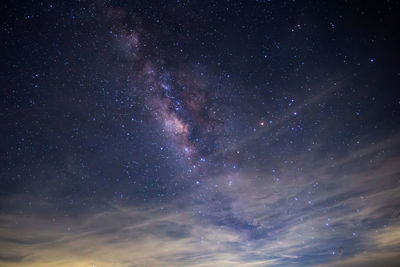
[1,1,400,266]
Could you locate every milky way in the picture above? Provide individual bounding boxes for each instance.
[1,1,400,266]
[106,6,229,168]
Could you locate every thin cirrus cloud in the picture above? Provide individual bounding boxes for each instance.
[0,132,399,267]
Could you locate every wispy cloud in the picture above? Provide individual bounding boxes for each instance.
[0,133,399,266]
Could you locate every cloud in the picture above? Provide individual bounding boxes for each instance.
[1,131,399,266]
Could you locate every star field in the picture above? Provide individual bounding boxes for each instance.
[1,1,400,266]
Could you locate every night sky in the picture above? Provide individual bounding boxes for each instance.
[1,0,400,266]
